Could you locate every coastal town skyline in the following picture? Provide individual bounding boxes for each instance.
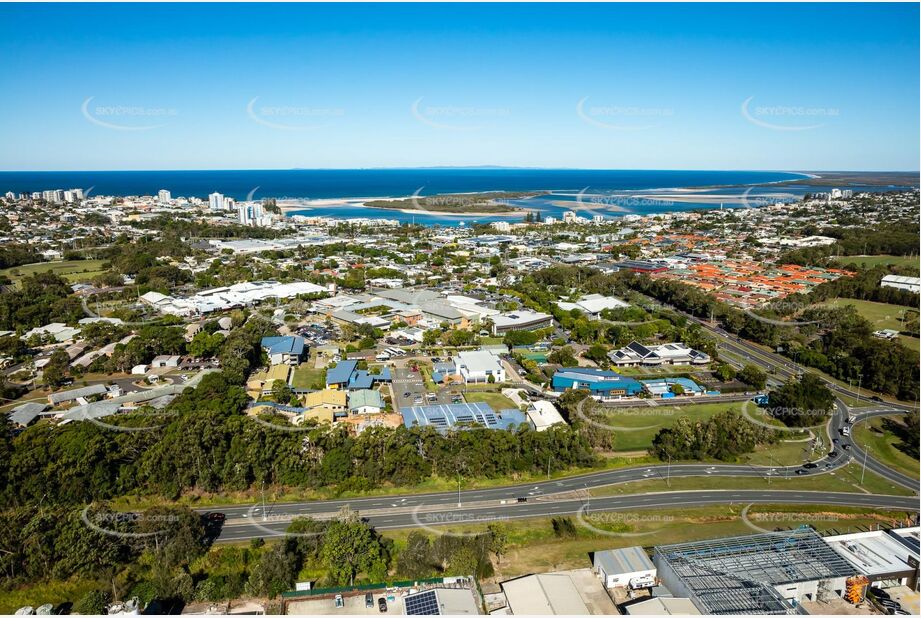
[0,3,918,617]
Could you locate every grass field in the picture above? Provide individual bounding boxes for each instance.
[596,401,744,451]
[0,578,100,614]
[589,461,916,497]
[0,259,108,284]
[853,415,920,480]
[834,255,920,274]
[615,365,703,377]
[382,503,910,581]
[463,390,518,411]
[290,361,326,389]
[818,298,920,352]
[742,440,818,467]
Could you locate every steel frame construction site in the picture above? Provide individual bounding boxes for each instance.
[653,527,858,615]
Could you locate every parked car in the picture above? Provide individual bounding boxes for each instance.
[378,597,387,612]
[365,593,374,608]
[334,594,344,609]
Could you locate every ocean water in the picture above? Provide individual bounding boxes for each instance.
[0,169,907,226]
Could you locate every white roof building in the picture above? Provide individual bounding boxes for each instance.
[881,274,921,294]
[526,400,566,431]
[23,323,81,343]
[141,280,329,316]
[491,310,553,335]
[824,527,920,585]
[454,350,505,384]
[501,573,589,615]
[556,293,630,317]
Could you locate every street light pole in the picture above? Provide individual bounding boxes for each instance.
[861,443,868,485]
[261,480,267,522]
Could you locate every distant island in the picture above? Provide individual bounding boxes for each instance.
[362,191,544,215]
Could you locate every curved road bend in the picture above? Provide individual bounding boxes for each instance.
[841,405,920,490]
[208,394,916,539]
[215,490,920,542]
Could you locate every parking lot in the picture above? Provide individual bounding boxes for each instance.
[391,366,463,411]
[287,591,404,615]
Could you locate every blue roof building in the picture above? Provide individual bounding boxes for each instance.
[551,367,643,399]
[326,359,392,390]
[260,336,306,366]
[402,402,528,433]
[639,377,706,397]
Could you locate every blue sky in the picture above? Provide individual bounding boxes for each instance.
[0,3,917,171]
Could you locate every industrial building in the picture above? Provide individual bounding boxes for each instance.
[825,527,920,589]
[653,527,857,614]
[593,546,657,590]
[500,574,589,615]
[624,597,700,615]
[403,587,481,615]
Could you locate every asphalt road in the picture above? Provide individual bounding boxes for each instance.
[204,301,918,543]
[843,405,919,490]
[684,312,918,413]
[214,490,919,542]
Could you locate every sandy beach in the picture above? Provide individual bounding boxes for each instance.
[279,195,525,217]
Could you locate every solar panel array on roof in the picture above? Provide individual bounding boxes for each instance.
[401,402,527,433]
[404,589,440,615]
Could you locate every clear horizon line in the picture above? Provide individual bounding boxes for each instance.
[1,167,918,174]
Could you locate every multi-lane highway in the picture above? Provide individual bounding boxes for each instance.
[214,488,919,542]
[208,395,917,542]
[205,304,919,543]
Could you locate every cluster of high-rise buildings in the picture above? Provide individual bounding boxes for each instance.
[5,188,85,203]
[206,191,270,226]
